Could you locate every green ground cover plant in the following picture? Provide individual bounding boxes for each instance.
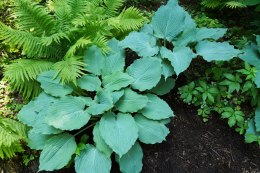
[201,0,260,9]
[0,0,147,99]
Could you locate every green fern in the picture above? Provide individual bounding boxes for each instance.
[0,117,27,159]
[4,59,54,99]
[1,0,147,99]
[201,0,260,9]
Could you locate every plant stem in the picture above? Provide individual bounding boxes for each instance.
[74,123,96,137]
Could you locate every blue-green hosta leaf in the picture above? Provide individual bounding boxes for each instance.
[174,12,197,47]
[39,133,77,171]
[18,92,56,127]
[256,35,260,52]
[255,71,260,88]
[140,24,154,35]
[102,39,125,76]
[37,71,73,97]
[77,75,101,91]
[245,119,260,143]
[239,44,260,69]
[196,28,227,41]
[111,90,124,104]
[119,32,159,57]
[30,111,62,135]
[161,46,195,76]
[140,94,174,120]
[93,123,113,157]
[127,57,161,91]
[102,72,134,91]
[151,0,186,41]
[87,91,113,115]
[28,130,54,150]
[255,108,260,132]
[75,144,111,173]
[116,88,148,113]
[78,96,93,106]
[99,112,138,157]
[150,77,175,96]
[117,142,143,173]
[134,114,169,144]
[83,46,105,75]
[196,41,241,62]
[46,96,90,130]
[161,59,175,79]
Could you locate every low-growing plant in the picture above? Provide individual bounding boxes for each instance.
[0,0,147,99]
[201,0,260,10]
[18,39,174,173]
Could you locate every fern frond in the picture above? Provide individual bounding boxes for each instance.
[201,0,224,8]
[0,143,24,159]
[4,59,53,99]
[65,37,92,58]
[225,1,247,8]
[103,0,125,17]
[0,23,59,58]
[13,0,55,36]
[92,35,109,53]
[53,57,86,84]
[66,0,88,19]
[40,32,71,46]
[50,0,72,31]
[0,118,27,147]
[107,7,148,32]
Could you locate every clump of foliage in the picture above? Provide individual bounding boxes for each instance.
[201,0,260,9]
[0,0,147,99]
[238,35,260,144]
[0,117,27,159]
[18,39,174,173]
[194,12,225,28]
[179,61,258,134]
[120,0,240,82]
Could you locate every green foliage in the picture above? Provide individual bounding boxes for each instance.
[201,0,260,10]
[194,12,225,28]
[119,0,241,81]
[18,39,174,172]
[0,117,27,159]
[1,0,147,99]
[179,59,259,141]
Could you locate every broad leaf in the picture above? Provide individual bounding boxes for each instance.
[116,88,148,113]
[93,123,113,157]
[151,0,186,41]
[150,77,175,95]
[83,46,105,75]
[111,90,124,104]
[196,28,227,41]
[39,133,77,171]
[46,96,90,130]
[102,72,134,91]
[161,46,195,76]
[28,130,53,150]
[255,108,260,132]
[117,142,143,173]
[75,144,111,173]
[87,91,113,115]
[256,35,260,52]
[99,112,138,157]
[37,71,73,97]
[18,92,56,126]
[134,114,169,144]
[161,59,175,79]
[77,75,101,91]
[196,41,241,62]
[127,57,161,91]
[119,32,159,57]
[255,71,260,88]
[245,119,260,143]
[140,94,174,120]
[239,44,260,69]
[102,39,125,76]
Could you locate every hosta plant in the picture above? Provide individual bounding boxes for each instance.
[0,0,147,99]
[119,0,241,81]
[18,39,174,173]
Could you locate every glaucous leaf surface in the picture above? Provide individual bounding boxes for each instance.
[196,28,227,41]
[39,133,77,171]
[27,130,54,150]
[75,144,111,173]
[77,75,102,91]
[102,72,134,91]
[150,77,175,96]
[99,112,138,157]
